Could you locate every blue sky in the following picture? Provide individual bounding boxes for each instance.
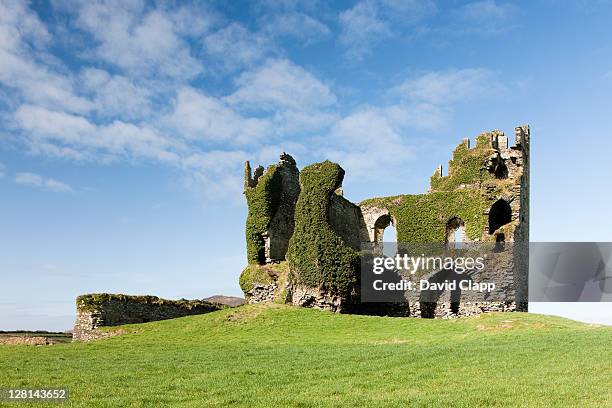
[1,0,612,331]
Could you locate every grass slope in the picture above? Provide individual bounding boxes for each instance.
[0,305,610,407]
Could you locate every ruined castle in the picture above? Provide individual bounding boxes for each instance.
[240,125,530,317]
[73,125,530,341]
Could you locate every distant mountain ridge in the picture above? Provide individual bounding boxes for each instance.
[202,295,245,307]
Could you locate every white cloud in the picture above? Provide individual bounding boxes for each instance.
[447,0,520,36]
[339,1,390,59]
[262,12,330,42]
[14,105,95,143]
[180,150,250,199]
[0,1,514,201]
[0,49,93,113]
[13,104,183,164]
[0,1,93,114]
[227,59,336,111]
[383,103,449,132]
[320,107,415,179]
[203,23,271,73]
[71,0,205,79]
[0,0,51,52]
[459,0,517,22]
[394,68,505,105]
[225,59,338,137]
[14,172,73,192]
[166,87,271,144]
[80,68,152,120]
[339,0,435,58]
[44,178,73,192]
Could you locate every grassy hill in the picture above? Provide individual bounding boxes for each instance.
[0,304,610,407]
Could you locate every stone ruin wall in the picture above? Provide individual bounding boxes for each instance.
[73,295,224,341]
[241,125,530,318]
[329,193,369,251]
[265,161,300,261]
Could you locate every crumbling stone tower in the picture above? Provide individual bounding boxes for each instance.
[244,153,300,264]
[239,126,530,317]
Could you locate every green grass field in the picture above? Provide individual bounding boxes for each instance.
[0,304,610,407]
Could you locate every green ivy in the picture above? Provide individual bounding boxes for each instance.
[239,262,289,294]
[76,294,224,312]
[430,134,494,191]
[286,161,360,301]
[244,164,283,264]
[361,190,489,243]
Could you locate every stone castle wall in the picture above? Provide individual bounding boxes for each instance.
[329,194,369,251]
[241,125,530,318]
[266,160,300,261]
[73,294,224,341]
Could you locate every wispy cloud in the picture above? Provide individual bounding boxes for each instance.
[14,104,184,164]
[228,59,336,111]
[262,12,330,42]
[166,87,271,145]
[203,23,273,73]
[394,68,506,105]
[339,0,436,59]
[14,172,73,192]
[321,107,415,179]
[459,0,517,21]
[0,1,512,200]
[454,1,518,34]
[64,0,213,79]
[339,1,391,59]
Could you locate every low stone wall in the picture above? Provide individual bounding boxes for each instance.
[73,294,225,341]
[409,301,519,319]
[0,336,50,345]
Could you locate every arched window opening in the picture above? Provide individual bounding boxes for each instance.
[373,214,397,256]
[494,161,508,179]
[490,155,508,179]
[382,222,397,257]
[489,199,512,235]
[373,214,391,242]
[382,222,397,242]
[446,217,465,249]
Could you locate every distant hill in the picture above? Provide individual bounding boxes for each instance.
[202,295,245,307]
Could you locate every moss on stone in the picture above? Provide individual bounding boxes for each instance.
[76,294,224,313]
[286,161,360,300]
[361,190,489,243]
[430,135,494,192]
[239,262,289,294]
[244,164,283,264]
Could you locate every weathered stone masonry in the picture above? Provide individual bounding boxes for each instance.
[73,294,224,341]
[240,126,530,317]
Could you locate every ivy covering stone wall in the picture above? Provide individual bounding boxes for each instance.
[429,134,494,191]
[286,161,360,304]
[74,294,225,341]
[360,190,489,243]
[243,154,300,264]
[244,164,283,264]
[238,126,529,316]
